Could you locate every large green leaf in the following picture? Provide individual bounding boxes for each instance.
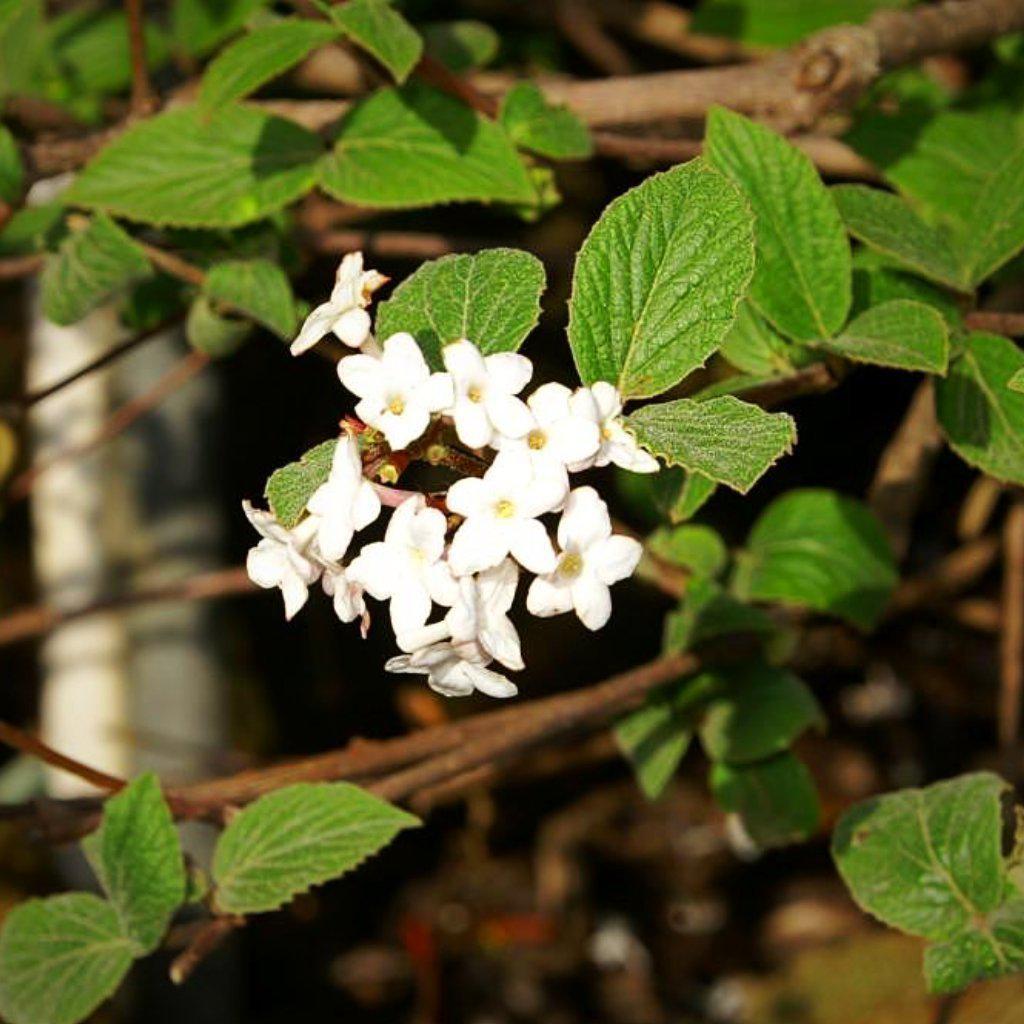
[198,20,339,112]
[567,159,754,398]
[375,248,545,369]
[319,83,534,209]
[328,0,422,83]
[205,258,297,338]
[265,438,338,528]
[81,774,185,955]
[732,488,898,631]
[814,299,949,374]
[705,107,851,342]
[626,396,796,493]
[934,332,1024,485]
[833,772,1024,993]
[0,894,134,1024]
[40,214,151,326]
[499,83,592,160]
[67,105,323,228]
[212,782,419,914]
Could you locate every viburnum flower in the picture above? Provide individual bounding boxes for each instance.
[385,639,517,699]
[442,339,533,449]
[243,502,322,621]
[306,432,382,561]
[337,332,453,451]
[290,252,387,355]
[447,558,523,670]
[348,494,459,638]
[321,563,366,626]
[527,486,643,630]
[446,450,562,576]
[568,382,660,473]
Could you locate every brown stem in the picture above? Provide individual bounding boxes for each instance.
[964,310,1024,336]
[169,916,245,984]
[124,0,157,116]
[999,501,1024,764]
[0,720,124,792]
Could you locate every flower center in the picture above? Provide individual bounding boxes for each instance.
[559,552,584,578]
[387,396,406,415]
[527,428,548,451]
[409,547,426,566]
[467,384,485,404]
[600,421,615,441]
[494,499,516,519]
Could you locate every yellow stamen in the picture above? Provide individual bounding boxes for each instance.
[600,422,615,441]
[467,385,484,404]
[388,396,406,415]
[527,429,547,451]
[495,499,516,519]
[559,552,584,577]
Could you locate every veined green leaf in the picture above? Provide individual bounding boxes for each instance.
[1009,368,1024,393]
[172,0,270,57]
[499,83,593,160]
[663,577,777,655]
[719,300,812,377]
[422,20,498,72]
[615,691,694,800]
[205,258,297,338]
[265,439,339,528]
[328,0,422,83]
[646,524,727,578]
[187,296,253,358]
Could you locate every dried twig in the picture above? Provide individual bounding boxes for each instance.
[999,500,1024,761]
[169,916,245,984]
[0,720,124,792]
[555,0,636,76]
[124,0,157,116]
[964,310,1024,336]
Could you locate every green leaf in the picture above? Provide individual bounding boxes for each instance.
[265,439,339,528]
[1010,368,1024,394]
[626,396,796,494]
[41,214,151,326]
[320,84,534,209]
[375,247,545,368]
[615,692,694,800]
[172,0,269,57]
[205,258,297,338]
[0,0,46,97]
[814,299,949,374]
[850,251,963,326]
[68,105,323,228]
[732,488,898,631]
[934,332,1024,485]
[831,184,968,291]
[0,894,134,1024]
[186,295,253,358]
[212,782,419,914]
[698,664,823,765]
[80,774,185,955]
[499,83,593,160]
[422,20,498,72]
[652,469,718,524]
[0,203,66,257]
[663,577,777,654]
[711,752,820,848]
[328,0,423,83]
[705,107,851,342]
[646,524,727,578]
[832,772,1024,993]
[0,124,23,203]
[960,143,1024,285]
[198,20,339,112]
[719,300,811,377]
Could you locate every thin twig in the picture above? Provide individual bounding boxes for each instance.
[737,363,839,409]
[999,500,1024,766]
[0,720,124,792]
[169,916,245,984]
[124,0,156,116]
[555,0,636,76]
[964,310,1024,336]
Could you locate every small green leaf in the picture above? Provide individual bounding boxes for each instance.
[265,439,339,528]
[815,299,949,374]
[568,159,755,399]
[81,774,185,955]
[0,0,46,98]
[0,894,134,1024]
[1009,368,1024,394]
[198,20,339,112]
[68,105,323,228]
[698,664,823,765]
[850,251,963,326]
[499,83,592,160]
[710,752,820,848]
[172,0,269,57]
[41,214,151,326]
[652,469,718,524]
[720,300,811,377]
[205,258,297,338]
[626,396,796,494]
[0,203,66,257]
[320,84,534,209]
[422,20,498,72]
[935,332,1024,485]
[961,144,1024,286]
[646,524,727,578]
[212,782,419,914]
[664,577,777,654]
[615,693,694,800]
[705,107,851,342]
[732,488,898,631]
[0,124,23,204]
[187,295,253,358]
[328,0,423,83]
[375,247,545,369]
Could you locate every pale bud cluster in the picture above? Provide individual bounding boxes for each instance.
[244,254,660,699]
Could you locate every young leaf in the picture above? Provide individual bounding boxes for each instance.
[732,488,898,631]
[567,159,755,398]
[960,143,1024,285]
[646,524,727,578]
[187,296,253,358]
[831,184,968,291]
[422,20,498,72]
[663,577,777,655]
[81,774,185,955]
[0,894,134,1024]
[205,258,297,338]
[814,299,949,375]
[499,83,593,160]
[652,468,718,524]
[1010,368,1024,394]
[67,105,323,228]
[41,214,151,326]
[832,772,1024,993]
[0,124,23,203]
[851,251,963,326]
[212,782,419,914]
[0,0,46,98]
[625,396,796,494]
[0,203,66,258]
[375,248,545,368]
[328,0,422,83]
[171,0,269,57]
[697,664,823,765]
[615,691,694,800]
[705,106,851,342]
[265,438,338,527]
[934,332,1024,485]
[719,300,811,377]
[198,20,339,112]
[320,84,534,209]
[710,752,820,848]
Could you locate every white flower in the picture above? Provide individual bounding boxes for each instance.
[337,332,453,451]
[569,382,659,473]
[348,494,459,639]
[306,432,382,561]
[446,559,523,670]
[321,563,366,625]
[243,501,322,620]
[527,486,642,630]
[290,252,387,355]
[446,450,562,576]
[386,640,517,699]
[442,339,533,449]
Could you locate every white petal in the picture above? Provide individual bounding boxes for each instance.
[337,352,384,399]
[509,518,557,574]
[422,371,455,412]
[448,517,507,576]
[591,535,643,585]
[426,560,460,607]
[443,339,487,382]
[330,251,364,303]
[247,541,286,589]
[489,448,533,492]
[520,468,568,518]
[480,617,524,671]
[527,382,572,426]
[486,392,533,439]
[478,558,519,615]
[396,621,452,654]
[352,481,382,531]
[464,663,518,699]
[382,332,429,385]
[452,399,493,449]
[280,571,311,621]
[382,403,430,451]
[573,576,612,631]
[526,574,574,618]
[385,654,420,675]
[316,511,354,562]
[332,307,372,348]
[606,426,660,473]
[291,301,339,356]
[445,476,487,518]
[568,386,601,425]
[389,582,433,637]
[550,417,601,465]
[590,381,622,419]
[347,541,400,599]
[428,661,477,697]
[557,486,611,552]
[485,352,532,395]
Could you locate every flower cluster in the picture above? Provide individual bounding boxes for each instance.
[244,254,659,699]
